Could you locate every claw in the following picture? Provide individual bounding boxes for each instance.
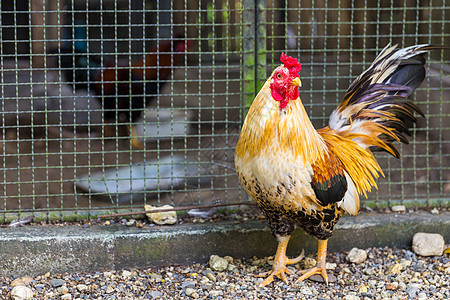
[257,236,304,287]
[295,239,329,285]
[296,266,329,285]
[287,249,304,265]
[258,266,290,287]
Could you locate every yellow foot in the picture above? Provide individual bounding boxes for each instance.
[257,249,304,287]
[258,266,294,287]
[296,266,328,285]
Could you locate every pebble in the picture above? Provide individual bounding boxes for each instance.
[326,262,337,270]
[385,263,403,274]
[412,232,445,256]
[125,219,135,227]
[1,246,447,299]
[391,205,406,212]
[145,204,177,225]
[185,287,196,296]
[431,208,439,214]
[149,290,163,298]
[10,276,33,287]
[49,278,65,288]
[343,294,360,300]
[347,248,367,264]
[302,257,317,269]
[406,284,420,298]
[209,255,229,272]
[10,286,33,300]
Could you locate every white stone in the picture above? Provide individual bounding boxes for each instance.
[391,205,406,212]
[10,276,33,287]
[209,255,229,272]
[145,205,177,225]
[347,248,367,264]
[343,294,360,300]
[10,286,33,300]
[185,288,196,296]
[412,232,445,256]
[76,284,88,292]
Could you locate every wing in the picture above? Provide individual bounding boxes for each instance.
[310,151,347,208]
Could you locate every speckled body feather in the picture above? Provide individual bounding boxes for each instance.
[235,45,437,241]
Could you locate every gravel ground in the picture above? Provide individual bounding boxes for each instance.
[1,247,448,300]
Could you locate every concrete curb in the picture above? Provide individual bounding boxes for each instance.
[0,212,448,276]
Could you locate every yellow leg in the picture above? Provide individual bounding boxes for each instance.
[128,125,145,150]
[258,236,304,287]
[296,239,329,285]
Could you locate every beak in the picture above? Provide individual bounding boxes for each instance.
[291,77,302,87]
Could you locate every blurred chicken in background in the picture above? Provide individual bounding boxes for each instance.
[52,27,191,149]
[0,60,102,137]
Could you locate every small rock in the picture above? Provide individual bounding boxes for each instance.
[399,259,412,268]
[105,285,114,293]
[76,284,88,292]
[386,283,397,290]
[347,248,367,264]
[104,220,111,226]
[300,286,313,295]
[60,294,72,300]
[302,257,317,269]
[49,278,65,288]
[412,232,445,256]
[10,276,33,287]
[206,272,216,282]
[209,290,222,297]
[386,263,403,274]
[358,285,368,294]
[326,263,337,270]
[122,270,132,277]
[404,250,417,261]
[150,272,163,282]
[364,267,377,276]
[209,255,229,272]
[343,294,360,300]
[57,285,68,295]
[391,205,406,212]
[406,284,420,299]
[126,220,135,227]
[181,280,196,289]
[223,256,234,264]
[430,208,439,214]
[34,284,44,292]
[185,288,196,297]
[10,286,33,300]
[418,292,428,300]
[145,204,177,225]
[149,291,163,298]
[103,271,113,278]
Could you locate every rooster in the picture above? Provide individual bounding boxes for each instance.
[55,38,190,148]
[235,44,443,286]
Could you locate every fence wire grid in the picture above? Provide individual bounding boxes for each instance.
[0,0,448,223]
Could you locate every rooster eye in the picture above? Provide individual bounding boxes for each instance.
[276,73,282,79]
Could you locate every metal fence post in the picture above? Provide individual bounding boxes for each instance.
[243,0,266,109]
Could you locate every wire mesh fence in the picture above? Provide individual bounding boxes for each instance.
[0,0,448,223]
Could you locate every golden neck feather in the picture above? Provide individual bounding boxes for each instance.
[236,79,325,163]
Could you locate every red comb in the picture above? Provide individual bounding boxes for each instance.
[280,52,302,74]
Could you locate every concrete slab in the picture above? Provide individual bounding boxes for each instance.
[0,211,448,276]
